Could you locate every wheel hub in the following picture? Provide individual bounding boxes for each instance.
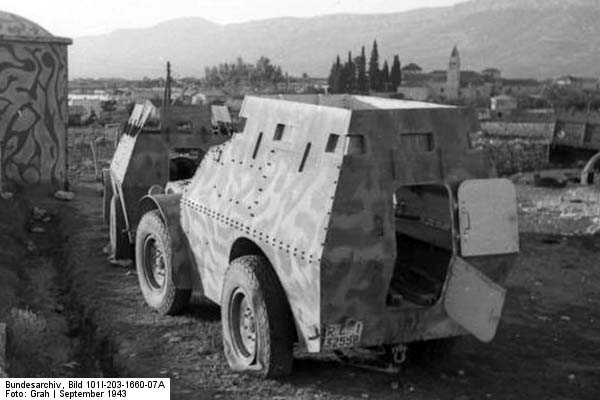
[144,236,166,289]
[239,297,257,354]
[230,289,257,361]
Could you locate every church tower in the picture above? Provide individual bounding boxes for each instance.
[446,45,460,100]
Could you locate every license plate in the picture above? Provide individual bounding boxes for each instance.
[322,321,363,349]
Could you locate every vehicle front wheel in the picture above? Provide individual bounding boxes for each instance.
[135,210,190,315]
[221,255,294,377]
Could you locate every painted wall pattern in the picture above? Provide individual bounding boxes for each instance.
[0,40,69,187]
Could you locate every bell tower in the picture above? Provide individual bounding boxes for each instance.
[446,45,460,100]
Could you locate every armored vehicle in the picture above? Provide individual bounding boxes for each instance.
[104,101,234,259]
[132,95,519,377]
[550,112,600,185]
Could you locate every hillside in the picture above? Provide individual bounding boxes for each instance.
[69,0,600,79]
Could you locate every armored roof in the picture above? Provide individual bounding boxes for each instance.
[265,94,453,110]
[0,11,72,44]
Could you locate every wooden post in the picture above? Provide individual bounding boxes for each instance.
[90,140,99,180]
[115,125,120,149]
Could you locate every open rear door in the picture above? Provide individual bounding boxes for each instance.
[445,178,518,341]
[444,257,506,342]
[458,179,519,257]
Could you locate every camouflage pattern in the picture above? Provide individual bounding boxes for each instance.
[181,97,350,351]
[0,33,71,188]
[178,95,519,353]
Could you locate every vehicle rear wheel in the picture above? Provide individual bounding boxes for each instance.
[221,255,294,377]
[109,195,131,259]
[135,210,190,315]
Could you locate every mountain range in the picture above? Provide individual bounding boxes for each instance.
[69,0,600,80]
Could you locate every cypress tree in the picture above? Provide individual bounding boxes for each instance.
[381,60,390,92]
[368,40,381,91]
[390,55,402,89]
[344,51,356,93]
[328,55,342,93]
[357,46,368,93]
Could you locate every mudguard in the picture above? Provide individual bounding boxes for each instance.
[102,169,113,225]
[138,194,199,291]
[581,152,600,185]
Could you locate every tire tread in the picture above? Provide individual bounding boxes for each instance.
[136,210,190,315]
[223,255,294,377]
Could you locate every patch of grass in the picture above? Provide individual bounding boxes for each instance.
[5,308,51,377]
[0,195,28,323]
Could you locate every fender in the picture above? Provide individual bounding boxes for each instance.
[138,194,201,293]
[102,169,113,226]
[580,152,600,185]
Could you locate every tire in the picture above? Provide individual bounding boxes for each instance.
[135,210,190,315]
[221,255,294,378]
[109,195,132,259]
[406,337,457,365]
[594,169,600,188]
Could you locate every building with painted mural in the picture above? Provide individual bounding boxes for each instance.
[0,11,71,188]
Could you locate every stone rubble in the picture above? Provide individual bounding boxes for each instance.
[54,190,75,201]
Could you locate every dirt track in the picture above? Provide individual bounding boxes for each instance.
[3,180,591,399]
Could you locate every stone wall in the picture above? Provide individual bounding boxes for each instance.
[480,121,555,141]
[472,132,550,176]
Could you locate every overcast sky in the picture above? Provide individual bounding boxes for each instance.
[0,0,467,37]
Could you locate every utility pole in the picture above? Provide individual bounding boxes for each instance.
[163,61,172,108]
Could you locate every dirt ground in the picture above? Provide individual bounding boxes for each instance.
[0,176,597,399]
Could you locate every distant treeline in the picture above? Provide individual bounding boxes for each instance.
[203,56,286,89]
[328,40,402,94]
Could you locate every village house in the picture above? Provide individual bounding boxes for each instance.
[499,78,544,97]
[490,94,518,118]
[190,88,228,105]
[554,75,600,92]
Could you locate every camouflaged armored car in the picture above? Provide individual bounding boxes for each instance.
[130,95,519,377]
[103,101,234,260]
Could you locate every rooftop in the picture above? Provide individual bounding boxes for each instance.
[501,78,541,86]
[261,94,452,110]
[0,11,71,44]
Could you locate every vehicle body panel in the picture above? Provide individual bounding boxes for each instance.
[181,98,351,351]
